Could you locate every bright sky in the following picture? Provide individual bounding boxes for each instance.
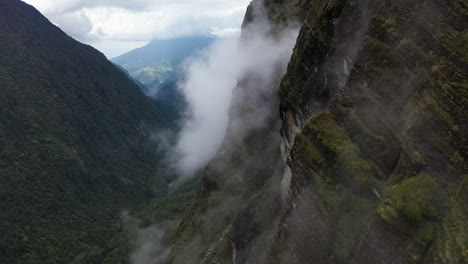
[23,0,251,58]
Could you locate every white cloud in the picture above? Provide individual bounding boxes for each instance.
[174,27,299,177]
[22,0,251,57]
[210,27,241,38]
[91,40,150,59]
[51,10,98,42]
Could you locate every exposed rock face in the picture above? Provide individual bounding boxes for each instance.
[275,0,467,263]
[169,2,303,263]
[171,0,467,263]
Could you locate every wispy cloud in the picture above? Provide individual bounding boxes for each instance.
[174,28,299,178]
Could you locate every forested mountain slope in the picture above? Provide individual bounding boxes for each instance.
[0,0,172,263]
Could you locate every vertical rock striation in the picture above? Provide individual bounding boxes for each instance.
[275,0,467,263]
[171,0,467,263]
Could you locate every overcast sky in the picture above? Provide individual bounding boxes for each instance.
[23,0,251,58]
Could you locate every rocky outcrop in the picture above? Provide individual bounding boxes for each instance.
[273,0,467,263]
[170,0,467,263]
[169,1,305,263]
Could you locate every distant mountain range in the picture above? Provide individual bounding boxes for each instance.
[112,36,215,94]
[112,36,215,121]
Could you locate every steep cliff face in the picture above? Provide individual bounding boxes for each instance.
[169,1,305,263]
[170,0,466,263]
[275,0,467,263]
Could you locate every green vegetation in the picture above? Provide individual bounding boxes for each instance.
[289,111,383,261]
[358,85,381,103]
[382,173,443,224]
[314,174,376,261]
[295,133,325,168]
[278,0,345,110]
[371,15,401,42]
[271,0,466,262]
[299,111,381,191]
[3,0,466,263]
[0,1,187,263]
[97,182,196,264]
[431,176,468,264]
[131,60,175,87]
[417,222,434,243]
[378,174,464,262]
[111,36,214,94]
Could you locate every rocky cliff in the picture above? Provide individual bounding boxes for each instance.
[275,0,467,263]
[170,0,466,263]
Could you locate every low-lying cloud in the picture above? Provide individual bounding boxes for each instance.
[119,212,171,264]
[130,225,170,264]
[175,28,299,177]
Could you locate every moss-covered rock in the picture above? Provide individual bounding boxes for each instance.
[384,173,444,224]
[298,111,383,192]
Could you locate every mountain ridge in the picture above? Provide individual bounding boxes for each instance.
[0,1,175,263]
